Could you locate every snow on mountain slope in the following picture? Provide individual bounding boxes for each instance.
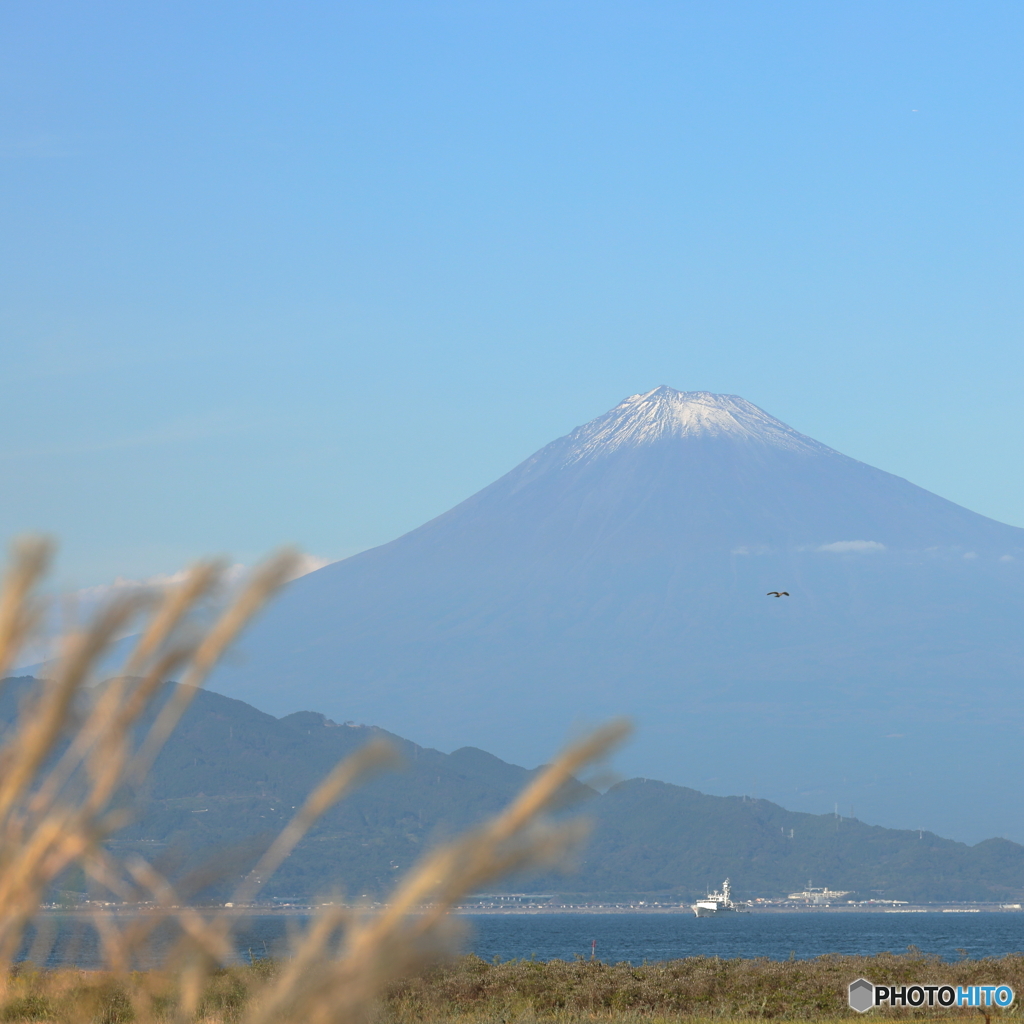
[212,388,1024,844]
[557,387,831,460]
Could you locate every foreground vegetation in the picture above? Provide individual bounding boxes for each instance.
[387,952,1024,1022]
[0,540,627,1023]
[3,951,1024,1022]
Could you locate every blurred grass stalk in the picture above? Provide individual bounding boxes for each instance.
[0,537,629,1023]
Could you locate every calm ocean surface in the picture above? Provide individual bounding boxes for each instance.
[22,912,1024,969]
[462,913,1024,965]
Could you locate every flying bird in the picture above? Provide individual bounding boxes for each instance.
[767,591,789,597]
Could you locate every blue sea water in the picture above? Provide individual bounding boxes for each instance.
[23,912,1024,969]
[463,913,1024,965]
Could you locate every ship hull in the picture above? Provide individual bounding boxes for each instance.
[692,902,737,917]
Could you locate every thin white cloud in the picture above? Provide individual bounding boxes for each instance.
[1000,554,1015,562]
[68,554,330,607]
[13,554,334,670]
[291,553,332,577]
[0,410,253,461]
[817,540,886,554]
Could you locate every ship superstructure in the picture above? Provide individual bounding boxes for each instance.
[786,885,852,905]
[692,878,747,917]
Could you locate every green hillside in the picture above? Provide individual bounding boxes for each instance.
[554,778,1024,902]
[5,677,1022,902]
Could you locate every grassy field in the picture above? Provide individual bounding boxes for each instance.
[384,953,1024,1022]
[3,952,1022,1023]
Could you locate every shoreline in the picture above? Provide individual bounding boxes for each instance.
[36,904,1024,916]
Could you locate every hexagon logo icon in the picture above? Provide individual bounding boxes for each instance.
[849,978,875,1013]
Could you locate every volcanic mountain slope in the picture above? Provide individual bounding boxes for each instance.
[213,388,1024,843]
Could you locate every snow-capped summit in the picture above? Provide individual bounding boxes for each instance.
[560,387,830,463]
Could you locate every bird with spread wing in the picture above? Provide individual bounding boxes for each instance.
[767,591,789,597]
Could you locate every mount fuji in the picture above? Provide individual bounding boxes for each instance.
[213,388,1024,843]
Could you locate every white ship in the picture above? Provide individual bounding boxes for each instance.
[786,885,852,905]
[691,878,747,917]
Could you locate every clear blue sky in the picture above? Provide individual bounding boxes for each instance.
[3,0,1023,588]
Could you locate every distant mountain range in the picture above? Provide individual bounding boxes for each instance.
[204,387,1024,844]
[8,677,1020,903]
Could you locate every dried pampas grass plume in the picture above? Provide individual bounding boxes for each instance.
[0,537,630,1023]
